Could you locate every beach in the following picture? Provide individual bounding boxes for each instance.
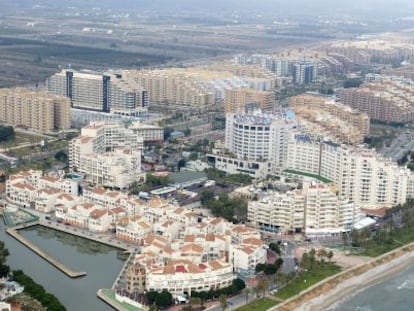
[294,251,414,311]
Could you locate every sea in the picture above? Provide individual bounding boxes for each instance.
[328,264,414,311]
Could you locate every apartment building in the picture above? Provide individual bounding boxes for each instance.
[123,68,219,108]
[290,94,370,144]
[337,79,414,123]
[46,70,148,116]
[293,61,316,84]
[224,88,274,113]
[324,36,414,64]
[248,182,360,234]
[69,122,144,189]
[129,122,163,145]
[6,170,79,211]
[287,134,414,209]
[0,88,70,132]
[208,109,296,178]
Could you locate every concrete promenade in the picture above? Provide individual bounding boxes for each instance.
[6,225,87,278]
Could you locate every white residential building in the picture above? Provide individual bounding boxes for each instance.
[287,134,414,209]
[229,237,267,274]
[69,122,145,189]
[208,108,296,178]
[248,183,360,234]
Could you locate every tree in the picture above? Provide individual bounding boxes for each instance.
[54,150,68,163]
[343,78,363,88]
[219,295,228,311]
[327,250,334,262]
[177,159,186,171]
[200,190,215,205]
[156,290,173,308]
[0,126,15,142]
[350,230,361,247]
[268,242,281,255]
[342,232,349,246]
[164,127,174,140]
[149,303,157,311]
[232,278,246,292]
[301,252,311,270]
[184,128,191,137]
[317,249,328,260]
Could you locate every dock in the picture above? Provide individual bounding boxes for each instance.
[6,226,87,278]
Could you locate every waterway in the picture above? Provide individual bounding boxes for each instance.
[329,264,414,311]
[0,222,127,311]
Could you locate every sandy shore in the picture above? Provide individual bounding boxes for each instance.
[294,251,414,311]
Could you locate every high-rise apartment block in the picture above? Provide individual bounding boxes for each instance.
[46,70,148,116]
[224,88,274,113]
[0,88,70,132]
[287,134,414,209]
[290,94,370,144]
[293,61,316,84]
[337,79,414,123]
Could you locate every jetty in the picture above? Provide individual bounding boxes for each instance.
[6,224,86,278]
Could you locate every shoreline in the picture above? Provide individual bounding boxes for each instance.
[295,251,414,311]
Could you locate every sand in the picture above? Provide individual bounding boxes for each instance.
[293,251,414,311]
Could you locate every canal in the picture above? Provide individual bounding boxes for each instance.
[0,222,127,311]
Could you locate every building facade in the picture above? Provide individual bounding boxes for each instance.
[287,134,414,209]
[248,182,360,234]
[0,88,70,132]
[46,70,148,116]
[69,122,144,189]
[224,88,274,114]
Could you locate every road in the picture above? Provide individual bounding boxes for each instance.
[207,291,255,311]
[280,241,297,274]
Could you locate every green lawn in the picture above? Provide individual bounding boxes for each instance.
[283,169,332,183]
[275,263,341,300]
[362,227,414,257]
[235,298,278,311]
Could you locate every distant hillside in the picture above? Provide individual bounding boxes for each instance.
[5,0,414,18]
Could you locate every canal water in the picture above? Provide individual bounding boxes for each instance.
[0,222,127,311]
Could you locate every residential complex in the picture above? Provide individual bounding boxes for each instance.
[290,94,370,144]
[5,170,266,296]
[234,49,346,82]
[124,65,276,109]
[224,88,274,113]
[0,88,70,132]
[287,134,414,209]
[337,78,414,123]
[69,122,144,189]
[46,70,148,116]
[208,108,297,178]
[324,34,414,64]
[248,182,360,235]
